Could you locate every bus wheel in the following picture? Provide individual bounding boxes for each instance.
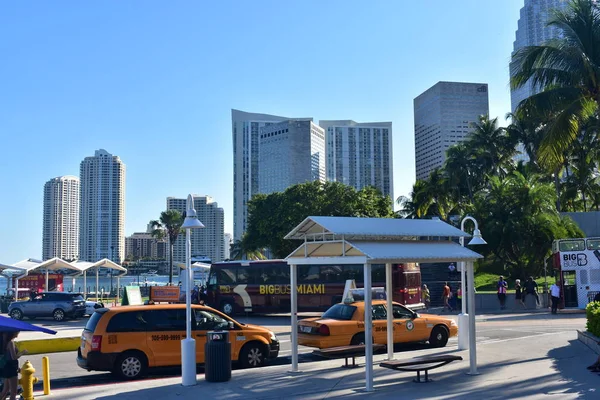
[221,301,234,316]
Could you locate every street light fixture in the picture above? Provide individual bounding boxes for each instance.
[180,194,205,387]
[458,216,487,352]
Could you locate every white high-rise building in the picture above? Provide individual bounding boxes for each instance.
[167,195,225,265]
[231,109,311,241]
[258,120,326,194]
[224,233,232,260]
[414,82,489,181]
[42,176,80,261]
[79,149,126,263]
[510,0,568,112]
[320,120,393,199]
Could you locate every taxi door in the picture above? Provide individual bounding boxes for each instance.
[390,304,428,342]
[371,304,389,344]
[193,308,235,363]
[144,309,187,367]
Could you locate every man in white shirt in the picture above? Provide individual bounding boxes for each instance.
[550,281,561,314]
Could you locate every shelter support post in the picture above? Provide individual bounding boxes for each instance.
[364,262,373,392]
[116,276,120,306]
[385,263,394,361]
[45,269,49,292]
[15,278,19,298]
[96,267,100,302]
[467,261,478,375]
[83,271,87,299]
[290,263,298,373]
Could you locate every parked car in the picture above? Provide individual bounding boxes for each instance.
[85,300,105,316]
[9,292,86,322]
[298,300,458,349]
[77,303,280,380]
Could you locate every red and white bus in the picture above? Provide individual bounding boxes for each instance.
[549,237,600,309]
[205,260,423,315]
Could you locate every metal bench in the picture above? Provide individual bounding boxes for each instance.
[313,344,386,368]
[380,354,463,383]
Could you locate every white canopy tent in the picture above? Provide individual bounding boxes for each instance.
[285,216,483,391]
[3,258,81,295]
[0,261,28,294]
[74,259,127,303]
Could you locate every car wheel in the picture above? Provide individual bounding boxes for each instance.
[429,326,449,347]
[239,342,265,368]
[53,308,66,322]
[10,309,23,320]
[221,301,234,316]
[350,332,366,346]
[114,351,148,380]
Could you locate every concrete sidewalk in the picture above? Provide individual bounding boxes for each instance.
[45,329,600,400]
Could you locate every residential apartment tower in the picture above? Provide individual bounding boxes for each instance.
[42,176,80,261]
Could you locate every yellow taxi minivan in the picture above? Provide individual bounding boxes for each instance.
[77,304,279,379]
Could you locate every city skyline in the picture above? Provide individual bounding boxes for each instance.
[1,1,525,263]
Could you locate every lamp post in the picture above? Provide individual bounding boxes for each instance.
[180,194,205,387]
[110,246,115,293]
[458,216,487,351]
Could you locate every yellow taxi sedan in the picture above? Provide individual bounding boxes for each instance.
[298,300,457,349]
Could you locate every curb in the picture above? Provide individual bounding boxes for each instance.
[16,336,80,355]
[577,330,600,355]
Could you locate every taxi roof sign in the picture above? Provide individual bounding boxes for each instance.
[343,287,386,304]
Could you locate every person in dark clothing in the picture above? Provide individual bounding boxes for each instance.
[0,331,27,400]
[514,279,526,309]
[497,276,508,310]
[523,276,540,305]
[594,292,600,302]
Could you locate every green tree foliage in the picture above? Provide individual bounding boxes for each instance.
[511,0,600,169]
[245,181,394,258]
[149,209,183,285]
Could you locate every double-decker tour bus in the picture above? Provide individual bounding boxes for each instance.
[205,259,423,315]
[549,237,600,309]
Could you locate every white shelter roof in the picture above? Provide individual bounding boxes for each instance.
[285,216,471,240]
[71,261,95,271]
[286,240,483,264]
[88,259,127,273]
[176,262,211,270]
[37,258,82,273]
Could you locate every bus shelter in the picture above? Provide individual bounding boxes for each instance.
[73,259,127,303]
[3,258,82,295]
[284,216,483,391]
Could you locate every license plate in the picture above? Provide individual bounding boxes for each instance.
[301,326,312,333]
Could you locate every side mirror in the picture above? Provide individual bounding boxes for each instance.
[228,321,234,330]
[412,312,419,319]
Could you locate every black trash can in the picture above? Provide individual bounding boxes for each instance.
[204,331,231,382]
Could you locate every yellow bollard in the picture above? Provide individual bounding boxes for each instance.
[18,360,38,400]
[42,356,50,395]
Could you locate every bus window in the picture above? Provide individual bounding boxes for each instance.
[559,240,585,252]
[261,265,288,284]
[341,265,363,283]
[218,268,237,285]
[404,272,421,288]
[237,267,256,284]
[299,265,320,283]
[320,265,342,282]
[587,239,600,250]
[372,264,385,282]
[207,271,217,286]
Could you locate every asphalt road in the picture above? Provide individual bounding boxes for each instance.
[24,312,586,390]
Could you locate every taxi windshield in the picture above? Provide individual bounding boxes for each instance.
[194,309,231,330]
[321,304,356,321]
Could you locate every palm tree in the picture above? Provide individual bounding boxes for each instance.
[229,239,268,261]
[150,209,183,285]
[444,142,477,203]
[511,0,600,169]
[467,115,515,178]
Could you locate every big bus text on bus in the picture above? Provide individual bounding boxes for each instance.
[550,237,600,309]
[205,260,423,315]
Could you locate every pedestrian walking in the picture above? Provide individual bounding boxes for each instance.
[514,279,525,309]
[550,281,561,314]
[422,284,431,310]
[524,276,540,306]
[0,331,28,400]
[442,282,453,312]
[497,276,508,310]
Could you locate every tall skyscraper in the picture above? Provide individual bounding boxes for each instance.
[79,149,126,263]
[414,81,489,181]
[231,109,311,241]
[258,120,326,194]
[42,176,80,261]
[125,232,167,260]
[320,120,393,199]
[510,0,568,112]
[167,195,225,264]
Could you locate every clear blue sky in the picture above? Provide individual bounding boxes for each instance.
[0,1,523,264]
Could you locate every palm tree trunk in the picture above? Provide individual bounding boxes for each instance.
[553,170,561,212]
[169,241,174,285]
